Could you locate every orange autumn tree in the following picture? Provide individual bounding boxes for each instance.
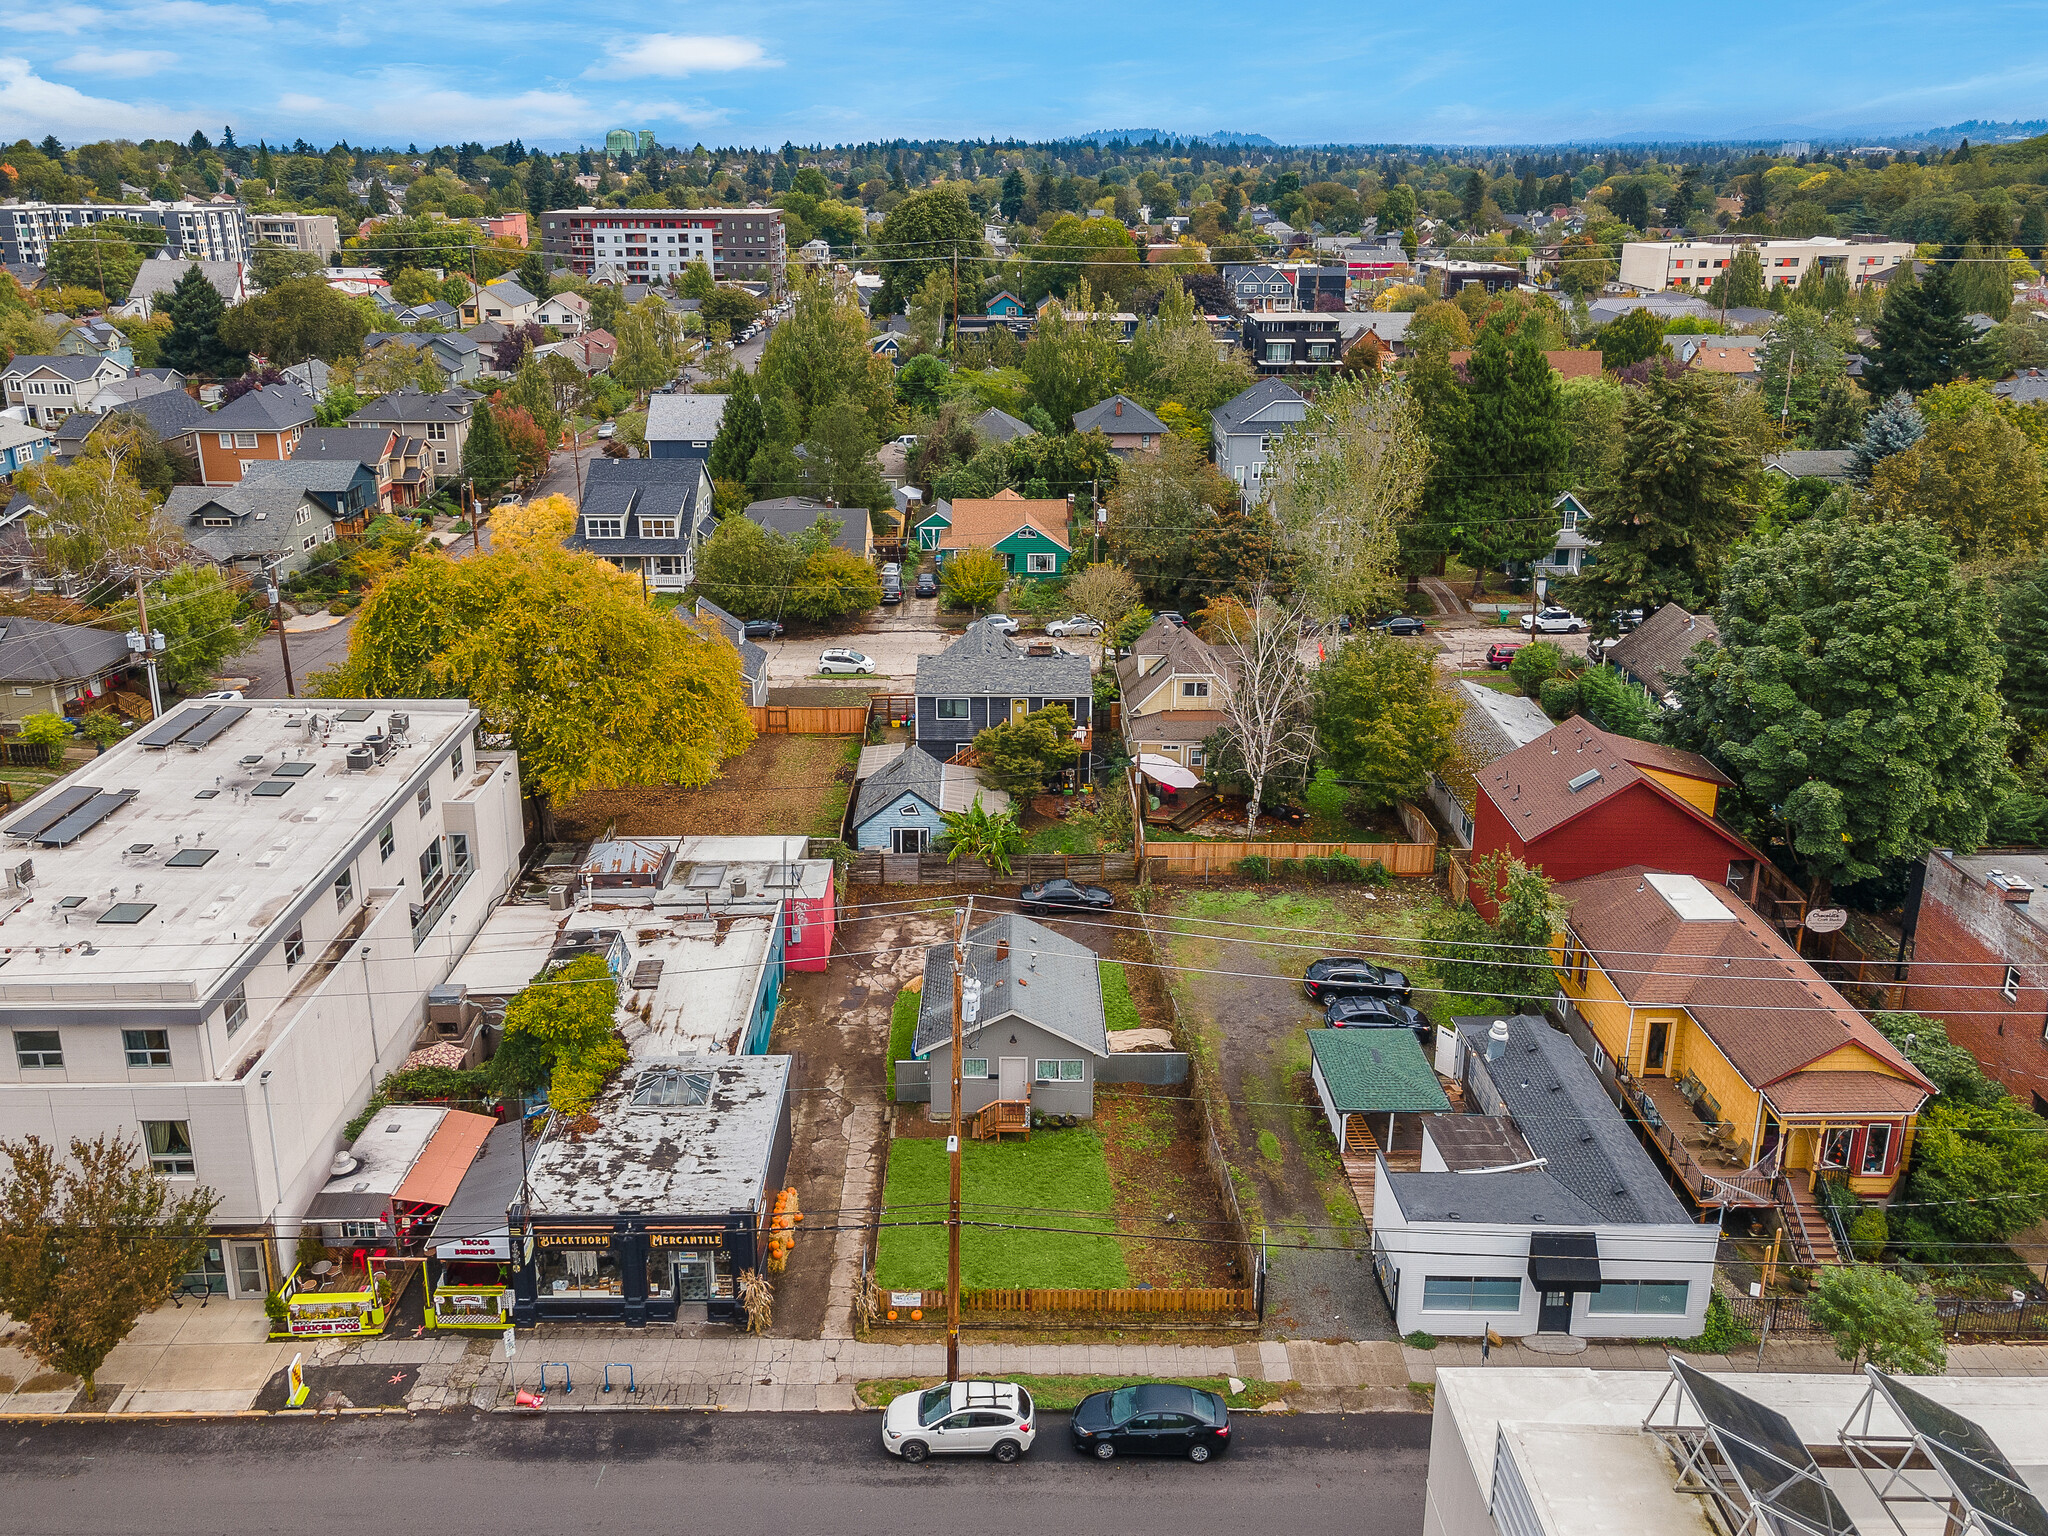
[493,403,551,484]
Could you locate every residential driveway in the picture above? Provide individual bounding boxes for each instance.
[758,605,1093,685]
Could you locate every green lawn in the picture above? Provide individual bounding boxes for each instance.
[1099,961,1140,1033]
[886,986,921,1097]
[1454,669,1523,695]
[875,1131,1130,1290]
[1025,818,1101,855]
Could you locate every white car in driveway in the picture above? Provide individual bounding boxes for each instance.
[817,647,875,675]
[1045,614,1102,638]
[1519,606,1585,634]
[981,614,1020,635]
[882,1380,1037,1463]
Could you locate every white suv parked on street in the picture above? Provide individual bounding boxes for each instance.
[1519,606,1585,634]
[882,1380,1037,1463]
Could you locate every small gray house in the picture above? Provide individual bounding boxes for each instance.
[690,595,770,706]
[1210,378,1306,499]
[914,619,1093,783]
[913,913,1109,1119]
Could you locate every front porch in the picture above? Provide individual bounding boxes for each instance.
[1618,1071,1776,1208]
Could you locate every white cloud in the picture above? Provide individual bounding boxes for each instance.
[587,33,775,78]
[0,5,102,33]
[0,55,181,137]
[56,46,176,77]
[272,71,599,141]
[148,0,269,28]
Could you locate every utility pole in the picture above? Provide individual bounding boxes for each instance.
[267,569,296,698]
[129,573,163,718]
[946,894,974,1382]
[950,246,960,364]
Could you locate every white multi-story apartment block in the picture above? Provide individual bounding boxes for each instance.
[1618,236,1914,294]
[0,698,523,1298]
[0,200,255,268]
[537,207,785,284]
[250,213,341,263]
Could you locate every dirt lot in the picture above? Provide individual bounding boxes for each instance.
[553,734,859,842]
[1156,876,1451,1340]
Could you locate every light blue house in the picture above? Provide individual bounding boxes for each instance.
[0,420,54,476]
[849,744,1010,854]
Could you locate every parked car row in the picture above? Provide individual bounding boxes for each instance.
[882,1380,1231,1464]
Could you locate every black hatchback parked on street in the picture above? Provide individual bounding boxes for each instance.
[1070,1383,1231,1462]
[1301,956,1412,1004]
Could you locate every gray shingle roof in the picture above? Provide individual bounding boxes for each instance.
[1380,1167,1605,1225]
[1211,378,1306,432]
[0,615,132,685]
[915,619,1091,699]
[1604,602,1719,692]
[238,457,373,494]
[646,394,727,443]
[293,427,393,469]
[1072,394,1167,436]
[973,407,1037,443]
[569,458,705,555]
[1995,370,2048,405]
[853,743,947,828]
[209,384,316,431]
[166,485,331,559]
[1764,449,1855,482]
[913,912,1108,1058]
[744,497,866,556]
[347,387,469,426]
[0,354,111,382]
[126,257,242,305]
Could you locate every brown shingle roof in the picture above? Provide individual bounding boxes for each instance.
[1558,866,1933,1101]
[939,488,1070,554]
[1477,718,1741,843]
[1114,616,1234,704]
[1450,348,1604,379]
[1764,1072,1931,1116]
[1605,603,1720,691]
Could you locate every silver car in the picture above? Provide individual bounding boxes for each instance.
[1045,615,1102,638]
[817,647,874,675]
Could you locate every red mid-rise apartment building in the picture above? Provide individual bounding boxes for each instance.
[1904,850,2048,1116]
[537,207,784,284]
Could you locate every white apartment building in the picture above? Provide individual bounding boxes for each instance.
[1619,236,1913,294]
[250,213,341,263]
[537,207,786,284]
[0,698,523,1299]
[0,200,255,268]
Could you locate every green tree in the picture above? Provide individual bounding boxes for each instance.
[940,547,1008,611]
[43,218,165,299]
[1597,307,1665,370]
[1757,309,1854,438]
[676,259,716,299]
[1851,389,1926,480]
[1997,551,2048,735]
[1103,434,1238,607]
[500,954,625,1113]
[323,544,754,807]
[1806,1267,1946,1375]
[896,352,949,408]
[1558,374,1627,504]
[757,272,895,437]
[1122,279,1255,415]
[1867,409,2048,558]
[693,513,802,620]
[218,276,368,366]
[1315,634,1461,807]
[1552,233,1614,300]
[1033,214,1141,303]
[1444,328,1569,594]
[872,184,984,314]
[159,264,246,377]
[938,801,1025,874]
[800,401,891,511]
[1718,245,1768,309]
[1862,254,1987,397]
[15,451,179,586]
[0,1132,219,1403]
[611,297,681,395]
[1419,854,1561,1013]
[904,268,954,355]
[1556,366,1755,619]
[700,286,762,336]
[972,705,1081,794]
[1666,517,2009,900]
[1021,283,1123,427]
[249,244,326,292]
[113,566,253,695]
[786,543,884,623]
[707,370,766,488]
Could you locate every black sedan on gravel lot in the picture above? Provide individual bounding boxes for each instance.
[1020,878,1114,915]
[741,619,784,639]
[1070,1383,1232,1462]
[1301,956,1412,1004]
[1324,994,1434,1045]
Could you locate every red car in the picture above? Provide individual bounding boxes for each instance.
[1485,642,1522,670]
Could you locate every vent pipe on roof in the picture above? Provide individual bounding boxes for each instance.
[1486,1020,1509,1060]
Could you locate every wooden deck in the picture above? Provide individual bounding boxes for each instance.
[971,1098,1030,1141]
[1340,1114,1424,1227]
[1621,1073,1777,1208]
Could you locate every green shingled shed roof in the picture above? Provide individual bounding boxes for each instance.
[1307,1028,1451,1113]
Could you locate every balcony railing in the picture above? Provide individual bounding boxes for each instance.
[410,850,474,949]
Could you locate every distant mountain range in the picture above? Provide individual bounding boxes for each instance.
[1067,129,1278,147]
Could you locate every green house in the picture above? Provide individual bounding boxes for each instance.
[914,499,952,551]
[935,489,1072,579]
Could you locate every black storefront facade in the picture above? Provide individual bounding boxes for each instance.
[511,1210,763,1326]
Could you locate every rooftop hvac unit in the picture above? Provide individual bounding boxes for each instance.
[730,875,748,898]
[4,858,31,890]
[546,885,574,911]
[345,746,374,772]
[426,983,467,1025]
[389,712,410,737]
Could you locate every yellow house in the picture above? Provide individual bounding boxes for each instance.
[1552,867,1933,1259]
[1113,616,1234,778]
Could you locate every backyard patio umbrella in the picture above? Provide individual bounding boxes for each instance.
[1135,754,1200,789]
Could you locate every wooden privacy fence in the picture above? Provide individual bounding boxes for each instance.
[747,705,868,735]
[1147,838,1436,877]
[848,851,1138,886]
[875,1284,1256,1317]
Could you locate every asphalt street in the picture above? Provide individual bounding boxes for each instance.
[0,1410,1429,1536]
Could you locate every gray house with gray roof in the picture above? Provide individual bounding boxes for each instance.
[1210,378,1306,498]
[0,615,134,725]
[571,457,713,593]
[914,620,1093,783]
[912,913,1109,1118]
[848,743,1010,852]
[237,457,379,524]
[689,596,769,706]
[165,484,339,575]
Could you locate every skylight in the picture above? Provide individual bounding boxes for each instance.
[166,847,218,867]
[98,902,156,924]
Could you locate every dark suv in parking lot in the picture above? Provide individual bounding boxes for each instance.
[1302,957,1412,1004]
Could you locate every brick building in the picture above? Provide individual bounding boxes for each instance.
[536,207,784,285]
[1904,850,2048,1115]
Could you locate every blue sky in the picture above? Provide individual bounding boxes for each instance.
[1,0,2045,149]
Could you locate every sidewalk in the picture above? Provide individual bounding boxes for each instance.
[6,1301,2046,1416]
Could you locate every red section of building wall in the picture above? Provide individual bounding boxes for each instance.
[784,883,835,972]
[1471,781,1753,917]
[1906,895,2048,1113]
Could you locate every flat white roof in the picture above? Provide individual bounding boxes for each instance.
[445,904,566,997]
[316,1104,443,1199]
[0,700,476,1004]
[1645,871,1736,922]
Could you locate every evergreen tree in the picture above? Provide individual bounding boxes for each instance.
[1000,166,1027,222]
[1723,245,1767,307]
[1862,252,1986,397]
[1850,389,1926,481]
[1950,241,2013,321]
[517,251,550,299]
[2020,202,2048,262]
[1997,550,2048,736]
[1555,366,1754,619]
[1807,380,1867,450]
[158,264,244,377]
[462,402,515,501]
[1446,328,1569,589]
[707,371,766,487]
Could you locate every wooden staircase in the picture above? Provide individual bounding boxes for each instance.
[971,1098,1030,1142]
[1340,1118,1419,1227]
[1779,1178,1842,1268]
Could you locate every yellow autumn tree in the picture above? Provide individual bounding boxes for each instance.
[319,543,754,804]
[487,493,578,553]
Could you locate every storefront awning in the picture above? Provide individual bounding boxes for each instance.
[1527,1230,1603,1291]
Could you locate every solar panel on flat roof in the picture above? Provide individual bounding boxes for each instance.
[137,706,215,748]
[3,784,98,840]
[166,847,217,867]
[35,789,138,848]
[1869,1370,2048,1536]
[334,708,373,723]
[1672,1360,1857,1536]
[176,705,249,748]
